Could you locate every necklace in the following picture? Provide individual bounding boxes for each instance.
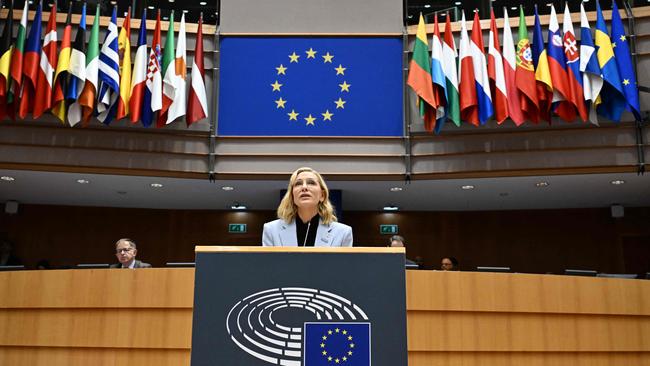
[302,221,311,247]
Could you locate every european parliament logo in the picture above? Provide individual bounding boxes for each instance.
[218,37,403,136]
[225,287,371,366]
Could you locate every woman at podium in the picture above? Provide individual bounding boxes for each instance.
[262,167,353,247]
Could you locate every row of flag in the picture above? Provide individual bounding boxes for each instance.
[407,1,642,134]
[0,1,209,127]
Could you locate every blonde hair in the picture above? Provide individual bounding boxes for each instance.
[277,167,337,225]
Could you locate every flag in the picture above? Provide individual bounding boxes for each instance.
[158,11,176,126]
[142,10,162,127]
[18,1,42,119]
[458,11,478,126]
[51,5,72,123]
[471,11,493,125]
[116,8,132,120]
[441,13,460,128]
[501,7,525,126]
[187,13,208,125]
[7,0,29,120]
[611,0,641,120]
[515,6,539,123]
[547,4,575,122]
[594,0,626,121]
[562,3,588,122]
[488,8,508,124]
[532,5,552,123]
[78,5,100,125]
[0,2,14,120]
[580,3,603,126]
[303,323,371,366]
[97,6,120,125]
[165,12,188,125]
[406,13,436,129]
[430,14,446,132]
[66,2,87,126]
[33,2,58,119]
[129,9,148,124]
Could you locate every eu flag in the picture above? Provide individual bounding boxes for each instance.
[611,0,642,120]
[304,322,370,366]
[218,37,403,136]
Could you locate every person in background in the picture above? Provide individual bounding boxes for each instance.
[389,235,418,268]
[441,256,459,271]
[262,167,353,247]
[111,238,152,268]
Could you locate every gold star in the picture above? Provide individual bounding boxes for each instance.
[347,351,353,356]
[339,81,351,92]
[288,110,299,120]
[342,357,347,362]
[328,356,333,362]
[274,97,287,109]
[289,52,300,63]
[306,48,317,58]
[322,335,328,340]
[320,342,325,348]
[620,35,626,42]
[612,42,617,48]
[322,350,327,355]
[334,98,346,109]
[328,330,333,335]
[322,52,334,63]
[304,114,316,125]
[342,330,347,335]
[271,80,283,91]
[276,64,287,75]
[335,64,346,75]
[335,328,340,333]
[322,110,333,121]
[335,359,340,364]
[350,343,355,348]
[623,79,630,86]
[347,335,353,340]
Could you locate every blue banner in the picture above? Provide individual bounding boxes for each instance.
[304,322,371,366]
[218,37,403,136]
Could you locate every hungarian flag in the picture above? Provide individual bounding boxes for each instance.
[142,10,162,127]
[165,13,188,125]
[187,13,208,125]
[515,6,539,123]
[66,2,87,126]
[458,11,478,126]
[7,0,30,120]
[78,5,100,126]
[430,14,446,133]
[0,2,14,120]
[129,9,148,124]
[441,14,460,128]
[546,4,575,122]
[97,7,121,125]
[18,2,42,119]
[470,11,493,125]
[562,3,587,122]
[594,0,625,121]
[501,7,525,126]
[579,2,603,126]
[488,8,508,124]
[532,5,553,123]
[116,8,132,120]
[33,2,58,119]
[406,13,435,129]
[51,6,72,124]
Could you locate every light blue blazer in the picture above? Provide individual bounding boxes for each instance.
[262,219,353,247]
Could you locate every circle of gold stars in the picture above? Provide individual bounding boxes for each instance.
[271,48,351,126]
[320,328,355,363]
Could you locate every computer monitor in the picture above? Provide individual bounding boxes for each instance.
[564,269,597,277]
[166,262,196,268]
[596,273,638,279]
[476,266,511,273]
[0,265,25,271]
[76,263,110,269]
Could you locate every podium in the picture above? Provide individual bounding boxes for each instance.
[190,246,408,366]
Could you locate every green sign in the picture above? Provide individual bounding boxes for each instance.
[380,224,398,235]
[228,224,247,233]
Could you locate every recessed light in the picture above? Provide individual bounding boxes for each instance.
[1,176,15,182]
[199,1,207,4]
[461,185,475,190]
[163,16,169,20]
[383,205,399,211]
[150,183,164,188]
[510,6,517,10]
[221,186,234,191]
[389,187,402,192]
[76,179,90,184]
[231,203,247,210]
[610,180,625,185]
[535,182,549,187]
[454,1,461,5]
[407,15,413,19]
[168,0,174,2]
[148,5,154,9]
[183,9,189,13]
[424,4,431,8]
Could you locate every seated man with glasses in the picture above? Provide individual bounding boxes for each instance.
[110,238,152,269]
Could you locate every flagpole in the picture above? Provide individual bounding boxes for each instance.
[209,10,219,182]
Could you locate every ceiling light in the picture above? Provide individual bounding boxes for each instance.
[407,15,413,19]
[424,4,431,8]
[183,9,189,13]
[535,182,549,187]
[150,183,164,188]
[199,1,207,4]
[454,1,461,5]
[76,179,90,184]
[163,16,169,20]
[389,187,402,192]
[1,176,15,182]
[231,202,247,210]
[148,5,154,9]
[461,185,475,190]
[168,0,174,2]
[510,6,517,10]
[221,186,234,191]
[610,180,625,185]
[383,205,399,211]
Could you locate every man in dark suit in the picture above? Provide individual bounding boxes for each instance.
[110,238,152,269]
[389,235,418,268]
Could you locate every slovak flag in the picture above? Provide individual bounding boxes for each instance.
[129,9,148,124]
[546,4,575,122]
[470,11,493,125]
[562,3,587,122]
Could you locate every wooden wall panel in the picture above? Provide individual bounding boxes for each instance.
[407,352,650,366]
[0,347,190,366]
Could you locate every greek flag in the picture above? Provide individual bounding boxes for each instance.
[97,7,120,124]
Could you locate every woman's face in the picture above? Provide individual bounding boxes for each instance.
[292,171,324,210]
